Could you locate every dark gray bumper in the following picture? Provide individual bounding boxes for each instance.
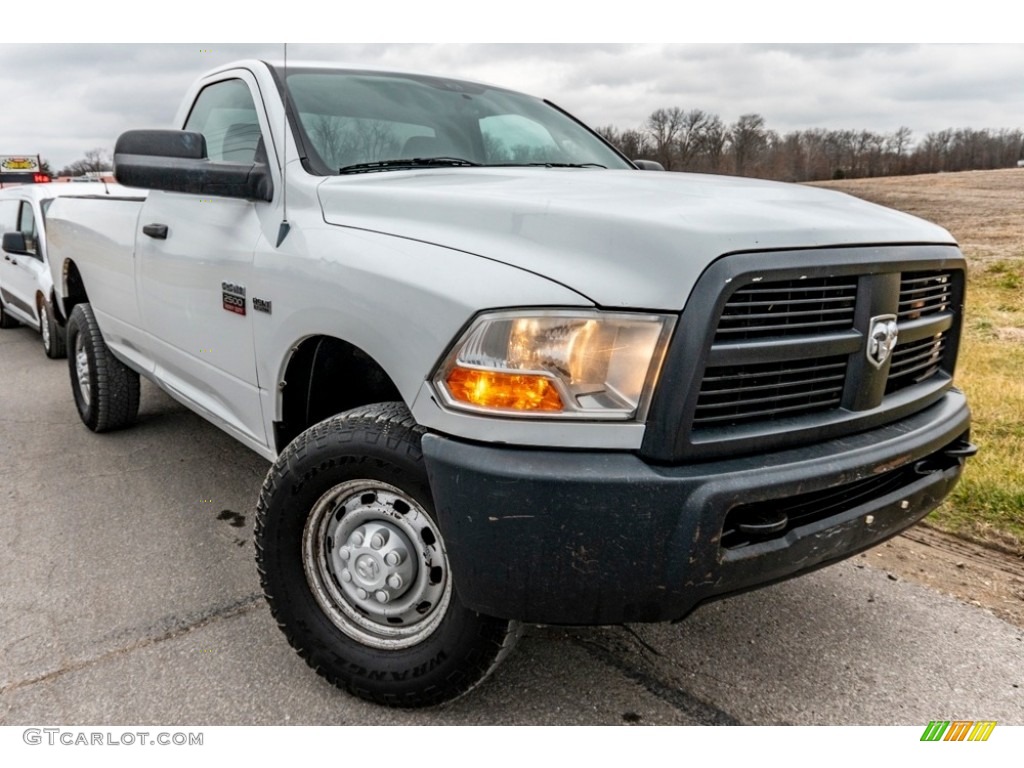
[422,391,972,625]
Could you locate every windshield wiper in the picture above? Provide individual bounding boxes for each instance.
[494,162,607,169]
[338,157,482,174]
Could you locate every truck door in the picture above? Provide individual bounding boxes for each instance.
[135,73,274,447]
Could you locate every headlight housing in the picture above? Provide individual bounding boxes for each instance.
[433,310,675,420]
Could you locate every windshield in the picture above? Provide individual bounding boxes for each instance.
[279,68,632,174]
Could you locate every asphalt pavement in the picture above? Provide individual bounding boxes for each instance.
[1,324,1021,725]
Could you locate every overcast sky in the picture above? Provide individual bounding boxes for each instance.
[4,42,1022,172]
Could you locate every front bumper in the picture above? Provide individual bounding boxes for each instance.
[422,390,972,625]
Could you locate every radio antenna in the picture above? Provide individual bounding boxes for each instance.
[276,41,291,247]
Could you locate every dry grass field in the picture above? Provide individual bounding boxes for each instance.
[816,169,1024,555]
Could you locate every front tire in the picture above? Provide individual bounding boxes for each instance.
[255,403,520,707]
[66,303,140,432]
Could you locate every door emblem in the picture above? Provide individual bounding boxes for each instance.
[222,282,246,316]
[867,314,898,368]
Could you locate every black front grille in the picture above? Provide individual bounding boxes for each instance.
[641,247,966,463]
[695,356,847,427]
[689,267,960,433]
[715,277,858,340]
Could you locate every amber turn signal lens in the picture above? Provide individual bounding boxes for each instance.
[445,367,564,412]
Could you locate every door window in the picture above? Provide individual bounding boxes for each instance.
[17,202,38,257]
[0,200,18,238]
[184,79,266,164]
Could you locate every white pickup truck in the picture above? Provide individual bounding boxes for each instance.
[46,59,975,707]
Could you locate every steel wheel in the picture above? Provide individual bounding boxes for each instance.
[302,479,451,649]
[74,330,91,407]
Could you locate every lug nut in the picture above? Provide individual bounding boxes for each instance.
[352,532,364,547]
[387,574,403,590]
[341,570,352,583]
[356,588,368,600]
[339,547,351,561]
[370,532,386,550]
[375,590,390,603]
[384,551,401,566]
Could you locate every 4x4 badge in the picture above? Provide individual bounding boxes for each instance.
[867,314,898,368]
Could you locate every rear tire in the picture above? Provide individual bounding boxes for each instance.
[255,402,520,707]
[40,298,66,359]
[66,303,140,432]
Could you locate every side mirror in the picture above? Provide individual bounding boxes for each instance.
[633,159,665,171]
[2,231,28,254]
[114,129,273,202]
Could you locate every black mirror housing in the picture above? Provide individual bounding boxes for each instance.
[2,231,28,254]
[114,129,273,202]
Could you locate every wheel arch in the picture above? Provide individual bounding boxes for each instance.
[57,259,89,324]
[274,334,403,454]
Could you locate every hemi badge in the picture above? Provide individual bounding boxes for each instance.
[253,297,272,314]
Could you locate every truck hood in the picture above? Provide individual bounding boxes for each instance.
[317,168,954,309]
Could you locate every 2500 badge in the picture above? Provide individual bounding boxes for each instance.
[222,282,246,316]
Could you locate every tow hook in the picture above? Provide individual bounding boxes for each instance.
[914,439,978,475]
[735,509,789,537]
[942,440,978,459]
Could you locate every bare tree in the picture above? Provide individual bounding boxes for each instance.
[676,110,711,168]
[696,116,728,173]
[59,147,113,177]
[619,128,654,162]
[730,114,768,176]
[646,107,685,170]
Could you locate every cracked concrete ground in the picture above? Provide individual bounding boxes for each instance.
[1,324,1022,725]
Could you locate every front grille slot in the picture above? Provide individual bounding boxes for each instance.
[886,333,947,394]
[695,357,847,427]
[716,278,858,340]
[898,271,953,320]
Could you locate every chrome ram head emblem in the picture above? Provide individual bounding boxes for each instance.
[867,314,899,368]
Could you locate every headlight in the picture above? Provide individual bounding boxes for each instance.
[433,310,675,420]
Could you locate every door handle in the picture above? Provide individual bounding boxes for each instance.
[143,223,168,240]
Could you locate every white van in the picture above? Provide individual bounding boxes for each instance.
[0,182,131,357]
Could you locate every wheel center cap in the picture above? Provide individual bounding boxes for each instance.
[355,554,380,582]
